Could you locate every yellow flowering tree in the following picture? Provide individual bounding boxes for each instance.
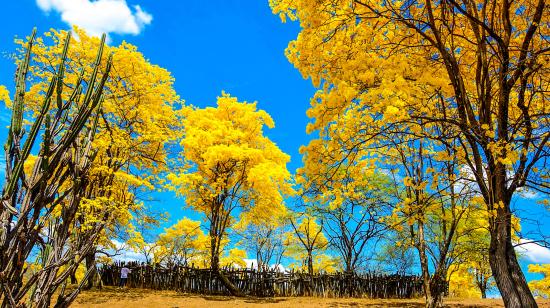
[271,0,549,306]
[0,29,111,307]
[0,26,181,303]
[528,264,550,298]
[447,264,483,298]
[168,93,294,295]
[220,248,248,268]
[154,218,208,266]
[295,86,481,305]
[284,215,330,276]
[16,27,182,288]
[235,208,289,271]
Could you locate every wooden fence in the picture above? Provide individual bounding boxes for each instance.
[99,262,433,298]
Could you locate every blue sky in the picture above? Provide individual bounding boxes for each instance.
[0,0,315,226]
[0,0,548,285]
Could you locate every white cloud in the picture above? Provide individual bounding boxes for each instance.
[243,259,286,272]
[272,263,286,272]
[36,0,152,38]
[459,165,540,200]
[516,238,550,263]
[133,5,152,25]
[243,258,256,269]
[104,239,146,263]
[113,248,146,263]
[518,188,539,200]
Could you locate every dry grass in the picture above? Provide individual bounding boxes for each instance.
[72,287,550,307]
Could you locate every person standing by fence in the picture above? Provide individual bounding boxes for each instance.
[119,266,132,289]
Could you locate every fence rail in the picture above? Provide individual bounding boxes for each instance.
[99,262,429,298]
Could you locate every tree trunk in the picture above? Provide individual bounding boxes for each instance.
[307,251,314,296]
[345,253,354,297]
[489,231,537,308]
[345,270,354,297]
[427,274,444,308]
[83,253,96,290]
[481,286,487,299]
[476,271,488,299]
[210,235,218,271]
[489,195,537,308]
[70,272,77,284]
[307,251,314,277]
[210,243,243,297]
[217,270,243,297]
[416,221,441,308]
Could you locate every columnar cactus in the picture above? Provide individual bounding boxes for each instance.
[0,29,112,308]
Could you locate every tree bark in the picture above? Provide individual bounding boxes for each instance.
[307,251,314,277]
[417,221,442,308]
[481,287,487,299]
[307,251,314,296]
[210,248,243,297]
[427,273,444,308]
[83,253,96,290]
[345,270,354,297]
[217,270,243,297]
[70,272,77,285]
[489,187,537,308]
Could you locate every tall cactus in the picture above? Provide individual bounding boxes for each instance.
[2,28,36,215]
[0,29,112,308]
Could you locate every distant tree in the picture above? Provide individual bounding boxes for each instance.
[382,134,482,307]
[284,214,331,276]
[376,241,416,275]
[236,215,288,271]
[450,207,498,299]
[300,168,393,276]
[129,208,168,264]
[155,218,207,266]
[528,264,550,298]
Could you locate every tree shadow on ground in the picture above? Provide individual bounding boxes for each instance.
[166,293,287,304]
[166,293,235,302]
[197,295,235,302]
[77,286,148,304]
[327,301,425,308]
[243,297,287,304]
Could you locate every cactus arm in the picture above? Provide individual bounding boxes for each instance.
[52,34,81,136]
[1,29,37,214]
[79,99,104,166]
[11,28,37,138]
[2,77,56,206]
[41,114,51,173]
[81,34,106,106]
[48,36,111,174]
[3,28,36,170]
[61,68,84,112]
[53,78,83,138]
[55,32,71,110]
[56,55,112,155]
[1,30,71,211]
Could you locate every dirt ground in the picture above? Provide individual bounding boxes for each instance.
[71,287,550,307]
